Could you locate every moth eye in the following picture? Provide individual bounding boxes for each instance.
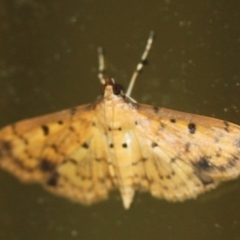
[113,84,123,95]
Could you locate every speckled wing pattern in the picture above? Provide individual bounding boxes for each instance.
[0,104,115,205]
[131,104,240,201]
[1,80,240,209]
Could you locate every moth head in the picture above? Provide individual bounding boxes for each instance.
[102,78,125,100]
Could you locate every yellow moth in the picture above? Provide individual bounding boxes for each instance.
[0,32,240,209]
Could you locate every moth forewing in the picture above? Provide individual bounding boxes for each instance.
[136,104,240,182]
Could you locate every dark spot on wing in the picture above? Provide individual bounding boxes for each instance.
[151,142,158,148]
[92,122,96,126]
[108,126,122,131]
[170,157,176,163]
[0,140,12,154]
[188,123,196,134]
[42,125,49,136]
[223,121,229,132]
[69,126,75,132]
[58,120,63,125]
[109,143,114,148]
[217,166,226,172]
[170,119,176,123]
[82,142,89,149]
[135,121,138,125]
[122,143,128,148]
[195,157,212,171]
[51,143,58,150]
[27,153,33,159]
[227,156,239,168]
[153,106,160,114]
[47,172,59,186]
[49,144,59,154]
[40,159,56,172]
[142,157,148,162]
[95,158,102,162]
[193,157,214,185]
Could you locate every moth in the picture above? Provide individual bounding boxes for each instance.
[0,31,240,209]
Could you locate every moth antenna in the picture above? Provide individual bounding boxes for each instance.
[97,47,105,84]
[126,31,155,97]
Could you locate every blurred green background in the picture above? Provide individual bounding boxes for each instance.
[0,1,240,240]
